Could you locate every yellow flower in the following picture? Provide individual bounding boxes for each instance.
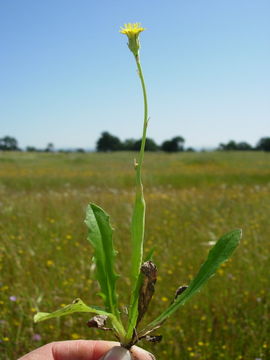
[46,260,54,267]
[120,23,145,37]
[120,23,145,57]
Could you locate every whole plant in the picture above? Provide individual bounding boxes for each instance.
[34,23,241,359]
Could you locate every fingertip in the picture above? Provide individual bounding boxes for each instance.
[52,340,119,360]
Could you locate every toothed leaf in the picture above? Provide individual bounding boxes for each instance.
[85,203,119,318]
[34,298,110,323]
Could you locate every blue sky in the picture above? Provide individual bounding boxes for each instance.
[0,0,269,150]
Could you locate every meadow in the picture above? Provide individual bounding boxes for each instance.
[0,151,269,360]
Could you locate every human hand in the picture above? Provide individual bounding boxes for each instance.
[18,340,155,360]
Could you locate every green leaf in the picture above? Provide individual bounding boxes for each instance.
[144,247,155,262]
[125,190,146,342]
[141,229,241,334]
[126,273,143,342]
[34,298,110,323]
[34,298,126,340]
[85,203,119,319]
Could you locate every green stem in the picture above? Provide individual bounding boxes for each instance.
[135,56,149,175]
[109,314,127,343]
[125,55,149,344]
[130,54,148,282]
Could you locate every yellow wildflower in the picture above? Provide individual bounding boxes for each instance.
[120,23,145,37]
[120,23,145,57]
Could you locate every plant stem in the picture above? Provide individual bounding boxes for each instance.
[131,55,148,281]
[135,56,149,174]
[125,54,149,343]
[109,314,127,343]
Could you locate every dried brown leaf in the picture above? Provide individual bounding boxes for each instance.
[87,315,112,331]
[137,322,164,340]
[136,261,157,326]
[144,335,162,343]
[173,285,188,302]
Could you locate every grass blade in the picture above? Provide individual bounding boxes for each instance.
[141,229,241,333]
[85,203,119,319]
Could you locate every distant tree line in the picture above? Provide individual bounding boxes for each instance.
[1,134,270,153]
[0,136,84,153]
[217,138,270,152]
[96,132,192,152]
[96,132,270,152]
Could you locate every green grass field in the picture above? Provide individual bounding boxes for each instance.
[0,151,269,359]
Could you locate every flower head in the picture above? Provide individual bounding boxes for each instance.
[120,23,145,37]
[120,23,145,57]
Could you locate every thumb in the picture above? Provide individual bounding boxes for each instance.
[52,340,155,360]
[95,345,156,360]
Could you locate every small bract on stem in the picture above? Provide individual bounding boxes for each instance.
[34,23,241,358]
